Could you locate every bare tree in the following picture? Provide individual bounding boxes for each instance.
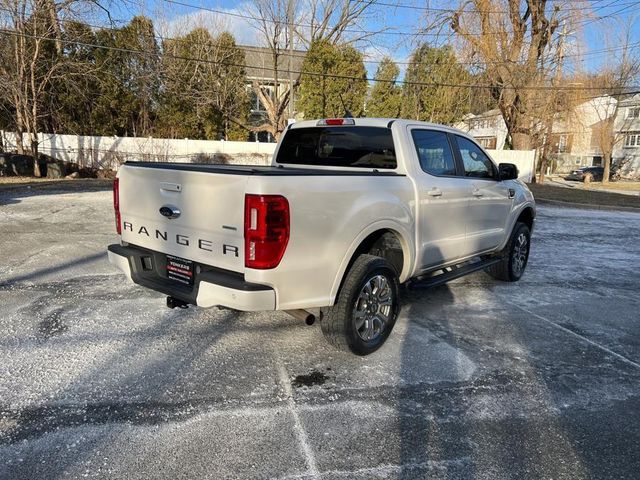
[448,0,569,150]
[0,0,95,176]
[586,24,640,184]
[248,0,376,140]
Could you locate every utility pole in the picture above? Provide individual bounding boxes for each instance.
[287,0,295,121]
[539,20,567,183]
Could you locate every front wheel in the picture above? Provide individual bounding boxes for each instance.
[321,254,400,356]
[485,222,531,282]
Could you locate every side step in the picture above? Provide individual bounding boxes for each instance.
[407,256,502,290]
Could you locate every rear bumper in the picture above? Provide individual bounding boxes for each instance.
[107,244,275,310]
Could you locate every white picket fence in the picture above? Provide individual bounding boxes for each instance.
[1,131,536,181]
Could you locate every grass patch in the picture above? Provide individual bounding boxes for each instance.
[0,177,112,192]
[586,181,640,192]
[529,183,640,209]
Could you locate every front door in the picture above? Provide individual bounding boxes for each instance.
[453,135,513,254]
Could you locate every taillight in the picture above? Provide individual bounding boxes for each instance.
[113,178,121,234]
[244,194,290,269]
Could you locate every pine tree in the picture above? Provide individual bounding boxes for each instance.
[402,44,470,125]
[298,40,367,119]
[367,57,401,118]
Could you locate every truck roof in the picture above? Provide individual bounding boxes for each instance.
[288,117,468,137]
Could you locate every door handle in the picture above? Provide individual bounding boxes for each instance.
[472,188,483,197]
[427,188,443,197]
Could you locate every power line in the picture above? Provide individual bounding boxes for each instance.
[365,0,631,15]
[157,0,570,38]
[0,4,633,72]
[2,27,639,94]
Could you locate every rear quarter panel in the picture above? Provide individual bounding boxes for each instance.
[245,174,415,310]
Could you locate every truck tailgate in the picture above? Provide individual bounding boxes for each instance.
[117,164,246,273]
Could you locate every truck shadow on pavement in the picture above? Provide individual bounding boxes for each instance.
[2,261,639,478]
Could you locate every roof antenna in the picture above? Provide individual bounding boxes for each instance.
[339,93,353,118]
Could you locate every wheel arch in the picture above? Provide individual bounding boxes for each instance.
[516,205,535,231]
[329,222,414,305]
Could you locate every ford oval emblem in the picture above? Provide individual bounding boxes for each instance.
[159,205,181,219]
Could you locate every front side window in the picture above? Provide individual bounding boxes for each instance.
[456,135,497,179]
[411,129,456,176]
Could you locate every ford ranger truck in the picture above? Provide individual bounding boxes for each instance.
[108,118,535,355]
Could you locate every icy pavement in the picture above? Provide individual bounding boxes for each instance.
[1,186,640,479]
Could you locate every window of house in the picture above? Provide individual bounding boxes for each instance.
[455,135,497,179]
[249,85,275,112]
[624,132,640,147]
[476,136,497,149]
[411,130,457,176]
[627,107,640,119]
[558,134,568,153]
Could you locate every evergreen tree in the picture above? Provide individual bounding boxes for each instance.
[298,40,367,119]
[157,29,249,140]
[367,57,401,118]
[92,16,160,137]
[402,44,470,125]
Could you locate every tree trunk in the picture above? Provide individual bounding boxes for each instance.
[15,130,24,155]
[31,135,41,177]
[511,132,531,150]
[538,158,547,184]
[602,151,611,185]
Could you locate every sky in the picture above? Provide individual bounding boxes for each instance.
[104,0,640,79]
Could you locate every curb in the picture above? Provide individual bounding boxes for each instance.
[536,198,640,213]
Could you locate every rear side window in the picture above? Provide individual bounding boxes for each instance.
[456,135,497,179]
[275,126,396,169]
[411,129,456,176]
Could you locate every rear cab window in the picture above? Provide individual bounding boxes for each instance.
[275,126,397,169]
[411,129,457,176]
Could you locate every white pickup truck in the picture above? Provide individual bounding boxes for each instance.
[108,118,535,355]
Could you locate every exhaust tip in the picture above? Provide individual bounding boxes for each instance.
[285,309,316,325]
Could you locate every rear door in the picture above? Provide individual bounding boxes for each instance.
[409,128,470,269]
[452,135,512,254]
[117,165,247,273]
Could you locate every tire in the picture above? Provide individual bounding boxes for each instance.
[485,222,531,282]
[583,173,593,183]
[321,254,400,356]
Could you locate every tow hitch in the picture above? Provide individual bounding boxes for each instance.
[167,296,189,309]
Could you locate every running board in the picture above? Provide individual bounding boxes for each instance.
[407,257,502,290]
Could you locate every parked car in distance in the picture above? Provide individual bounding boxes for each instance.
[108,118,536,356]
[564,166,610,182]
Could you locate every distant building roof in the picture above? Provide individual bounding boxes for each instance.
[240,45,306,82]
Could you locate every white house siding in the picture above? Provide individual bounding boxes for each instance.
[455,110,509,150]
[613,94,640,178]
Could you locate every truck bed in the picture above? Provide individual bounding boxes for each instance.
[124,161,404,176]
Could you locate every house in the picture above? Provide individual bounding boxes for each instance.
[455,109,508,150]
[612,93,640,178]
[548,95,617,173]
[241,46,306,142]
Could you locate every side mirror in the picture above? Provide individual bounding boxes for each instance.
[499,163,519,181]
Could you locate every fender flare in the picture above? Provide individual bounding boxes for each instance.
[499,202,536,250]
[328,220,415,305]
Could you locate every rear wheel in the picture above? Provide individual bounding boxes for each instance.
[321,254,400,355]
[485,222,531,282]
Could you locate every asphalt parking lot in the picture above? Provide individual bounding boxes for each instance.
[1,184,639,480]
